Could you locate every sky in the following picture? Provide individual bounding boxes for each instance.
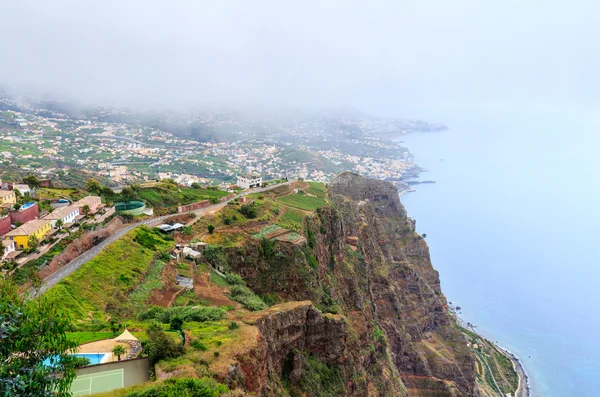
[1,0,599,117]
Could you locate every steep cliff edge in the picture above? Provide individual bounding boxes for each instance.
[223,173,477,396]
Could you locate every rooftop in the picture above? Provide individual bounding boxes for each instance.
[43,205,79,220]
[238,173,261,179]
[76,196,101,205]
[6,219,50,237]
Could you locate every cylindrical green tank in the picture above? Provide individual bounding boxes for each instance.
[114,201,146,215]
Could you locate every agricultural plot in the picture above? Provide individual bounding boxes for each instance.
[276,193,327,211]
[307,182,327,198]
[275,208,304,232]
[252,224,284,239]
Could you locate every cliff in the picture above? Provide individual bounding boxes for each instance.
[222,173,477,396]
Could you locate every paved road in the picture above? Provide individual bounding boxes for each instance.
[30,181,292,297]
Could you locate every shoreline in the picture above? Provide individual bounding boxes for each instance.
[453,311,530,397]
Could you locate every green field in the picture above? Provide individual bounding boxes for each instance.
[138,186,228,209]
[44,227,174,320]
[307,182,327,198]
[67,332,115,345]
[276,193,327,211]
[275,208,304,232]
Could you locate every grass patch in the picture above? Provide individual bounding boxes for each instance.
[43,226,173,321]
[252,224,283,239]
[67,331,114,345]
[277,194,327,211]
[129,260,167,306]
[276,208,304,232]
[307,182,327,198]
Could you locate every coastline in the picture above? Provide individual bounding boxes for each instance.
[453,311,530,397]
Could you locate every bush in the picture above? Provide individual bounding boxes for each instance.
[224,272,246,286]
[239,203,257,219]
[229,285,267,311]
[228,321,239,330]
[122,377,228,397]
[191,340,207,351]
[138,306,225,323]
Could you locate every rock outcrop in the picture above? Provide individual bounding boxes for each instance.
[227,173,476,396]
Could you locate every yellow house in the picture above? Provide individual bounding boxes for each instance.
[6,219,51,249]
[0,190,17,206]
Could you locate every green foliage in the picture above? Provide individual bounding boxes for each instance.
[277,194,327,211]
[306,253,318,269]
[144,324,185,367]
[307,182,327,198]
[239,203,258,219]
[224,272,246,285]
[44,227,173,320]
[228,321,239,330]
[191,340,208,351]
[207,224,215,234]
[288,355,345,397]
[230,285,267,311]
[203,244,228,270]
[182,226,193,235]
[170,317,184,331]
[275,208,304,232]
[138,306,226,323]
[133,226,167,250]
[306,227,316,249]
[112,345,127,361]
[372,324,386,344]
[252,224,283,239]
[27,234,40,250]
[129,260,167,306]
[23,174,41,188]
[0,278,79,396]
[259,237,277,258]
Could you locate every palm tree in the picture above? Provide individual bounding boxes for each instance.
[112,345,126,361]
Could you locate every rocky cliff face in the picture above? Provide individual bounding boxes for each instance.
[227,173,476,396]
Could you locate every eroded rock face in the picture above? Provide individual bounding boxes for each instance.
[229,173,475,396]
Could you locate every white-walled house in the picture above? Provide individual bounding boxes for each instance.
[237,173,262,189]
[2,239,16,261]
[42,205,80,228]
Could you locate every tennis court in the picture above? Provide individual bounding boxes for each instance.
[71,368,124,396]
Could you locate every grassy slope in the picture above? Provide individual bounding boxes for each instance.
[44,227,173,321]
[276,193,327,211]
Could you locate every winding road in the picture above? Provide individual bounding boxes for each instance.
[30,182,292,297]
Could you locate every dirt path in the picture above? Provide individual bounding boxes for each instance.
[194,272,234,306]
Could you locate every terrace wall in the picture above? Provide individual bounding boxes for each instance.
[10,203,40,224]
[0,216,11,236]
[177,200,210,213]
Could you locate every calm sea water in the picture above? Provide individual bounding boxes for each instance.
[398,111,600,396]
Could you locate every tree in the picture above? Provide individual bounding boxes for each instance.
[191,182,201,189]
[0,278,79,396]
[55,219,64,230]
[23,174,40,189]
[27,234,40,251]
[422,233,427,238]
[170,317,183,331]
[112,345,127,361]
[261,182,268,188]
[82,204,91,216]
[144,321,185,367]
[85,178,102,193]
[13,202,21,211]
[110,319,121,336]
[239,203,257,219]
[207,224,215,234]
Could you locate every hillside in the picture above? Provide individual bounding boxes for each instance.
[40,174,517,397]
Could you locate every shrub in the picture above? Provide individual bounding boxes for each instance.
[191,340,207,351]
[224,273,245,286]
[229,285,267,311]
[228,321,239,330]
[239,203,257,219]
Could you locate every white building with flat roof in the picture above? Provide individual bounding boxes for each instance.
[237,173,262,189]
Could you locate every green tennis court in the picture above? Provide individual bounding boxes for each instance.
[71,368,124,396]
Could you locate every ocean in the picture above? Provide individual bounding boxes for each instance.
[397,111,600,396]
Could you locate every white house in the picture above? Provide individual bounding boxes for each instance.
[2,239,16,261]
[13,183,32,195]
[42,205,80,228]
[237,173,262,189]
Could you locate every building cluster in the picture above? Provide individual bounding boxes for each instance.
[0,190,102,261]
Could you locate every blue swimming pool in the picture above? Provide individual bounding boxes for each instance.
[44,353,108,367]
[20,202,36,210]
[73,353,107,365]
